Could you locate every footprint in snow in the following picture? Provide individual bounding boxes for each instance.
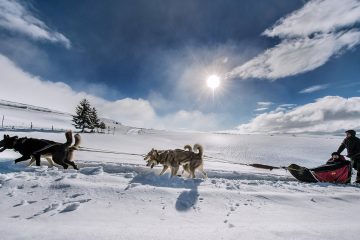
[13,200,37,207]
[59,202,81,213]
[50,183,71,189]
[6,192,15,197]
[13,200,28,207]
[54,176,65,182]
[28,203,61,219]
[43,203,61,213]
[70,193,84,198]
[125,183,141,190]
[63,199,91,204]
[79,166,103,175]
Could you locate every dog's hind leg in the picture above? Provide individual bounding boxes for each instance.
[28,156,36,166]
[189,168,196,178]
[46,157,54,167]
[182,164,191,177]
[159,166,168,175]
[199,164,207,179]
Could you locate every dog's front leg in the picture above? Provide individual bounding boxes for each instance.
[14,155,30,164]
[64,159,79,170]
[32,154,41,166]
[159,166,168,175]
[171,166,179,178]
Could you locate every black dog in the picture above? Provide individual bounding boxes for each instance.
[0,131,80,169]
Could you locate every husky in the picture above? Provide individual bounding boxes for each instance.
[144,144,207,178]
[0,131,81,169]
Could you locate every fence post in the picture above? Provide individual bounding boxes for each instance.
[1,115,4,128]
[30,122,33,130]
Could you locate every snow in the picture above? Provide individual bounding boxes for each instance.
[1,101,360,240]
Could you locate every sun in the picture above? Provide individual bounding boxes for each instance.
[206,75,220,90]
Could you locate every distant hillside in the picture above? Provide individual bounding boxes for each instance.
[0,99,158,134]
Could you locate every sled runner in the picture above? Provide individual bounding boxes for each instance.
[288,161,352,184]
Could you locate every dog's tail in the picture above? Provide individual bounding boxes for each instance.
[70,134,81,150]
[193,144,203,157]
[68,134,81,161]
[65,130,73,146]
[184,144,193,152]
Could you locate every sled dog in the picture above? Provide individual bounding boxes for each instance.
[0,131,81,169]
[144,144,207,178]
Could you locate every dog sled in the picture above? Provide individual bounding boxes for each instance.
[287,161,352,184]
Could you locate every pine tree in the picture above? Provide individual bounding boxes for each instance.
[99,121,106,133]
[90,107,100,132]
[72,99,92,132]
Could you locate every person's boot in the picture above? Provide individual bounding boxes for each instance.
[356,174,360,184]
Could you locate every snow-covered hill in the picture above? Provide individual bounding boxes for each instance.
[0,99,73,131]
[1,128,359,240]
[0,99,153,135]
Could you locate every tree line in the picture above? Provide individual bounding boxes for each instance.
[72,98,106,133]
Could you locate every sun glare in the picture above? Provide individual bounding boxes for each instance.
[206,75,220,90]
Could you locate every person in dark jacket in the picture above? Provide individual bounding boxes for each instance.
[326,152,346,164]
[336,130,360,183]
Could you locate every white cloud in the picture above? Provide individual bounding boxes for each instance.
[274,104,297,113]
[227,0,360,80]
[237,96,360,134]
[254,102,273,112]
[278,104,297,108]
[299,84,329,93]
[263,0,360,38]
[0,0,71,48]
[228,31,360,80]
[0,53,220,131]
[257,102,273,107]
[255,107,268,112]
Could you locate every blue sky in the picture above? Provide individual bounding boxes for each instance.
[0,0,360,133]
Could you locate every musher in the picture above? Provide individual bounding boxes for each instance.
[336,130,360,183]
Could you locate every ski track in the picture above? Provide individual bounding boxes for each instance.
[1,131,360,240]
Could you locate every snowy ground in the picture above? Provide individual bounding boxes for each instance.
[1,130,360,240]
